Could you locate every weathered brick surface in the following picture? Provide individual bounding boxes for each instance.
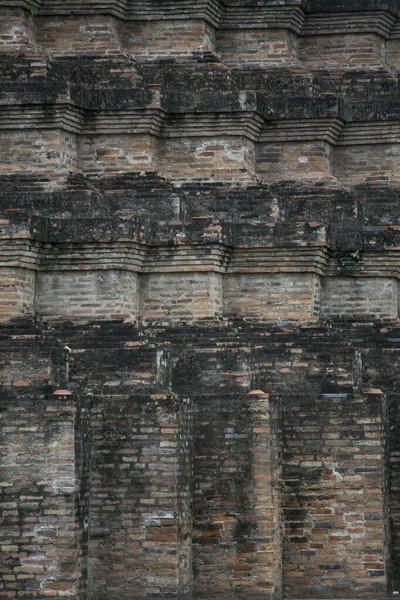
[78,134,159,174]
[257,141,335,184]
[0,131,77,179]
[36,270,139,322]
[140,272,223,323]
[299,33,389,72]
[223,273,320,322]
[334,144,400,186]
[122,19,216,58]
[0,267,36,321]
[283,391,389,598]
[1,321,397,599]
[5,217,400,324]
[217,28,301,68]
[321,277,399,321]
[36,15,123,56]
[89,392,193,599]
[0,382,84,598]
[193,391,282,599]
[2,0,400,598]
[160,136,256,181]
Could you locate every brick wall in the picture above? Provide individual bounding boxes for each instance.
[5,248,400,325]
[257,141,334,183]
[193,391,283,599]
[36,15,122,55]
[0,386,84,599]
[89,392,193,600]
[139,272,223,323]
[0,130,77,177]
[2,1,400,598]
[282,391,389,598]
[160,136,256,181]
[122,19,216,57]
[386,33,400,72]
[0,267,36,321]
[223,273,321,322]
[334,144,400,186]
[36,270,139,322]
[217,28,300,67]
[1,320,399,599]
[78,134,159,174]
[0,8,35,48]
[321,277,399,321]
[299,33,388,72]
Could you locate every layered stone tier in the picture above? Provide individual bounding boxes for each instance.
[3,213,400,324]
[3,87,400,188]
[2,0,400,73]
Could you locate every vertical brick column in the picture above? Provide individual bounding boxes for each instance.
[283,390,389,598]
[89,392,193,600]
[0,7,36,49]
[0,387,83,599]
[246,390,283,599]
[193,391,282,599]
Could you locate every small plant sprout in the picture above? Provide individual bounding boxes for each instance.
[166,386,177,400]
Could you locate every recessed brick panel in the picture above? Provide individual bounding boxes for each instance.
[140,272,223,323]
[334,145,400,186]
[217,28,301,68]
[299,33,388,72]
[223,273,321,322]
[321,277,399,321]
[122,19,216,57]
[160,137,256,181]
[257,141,335,184]
[0,130,77,177]
[78,134,159,174]
[36,15,123,55]
[36,270,139,322]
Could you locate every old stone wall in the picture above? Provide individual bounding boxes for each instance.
[2,1,400,598]
[1,322,399,599]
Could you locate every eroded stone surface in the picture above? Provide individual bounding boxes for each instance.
[2,1,400,598]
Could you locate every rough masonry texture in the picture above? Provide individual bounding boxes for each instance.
[2,0,400,599]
